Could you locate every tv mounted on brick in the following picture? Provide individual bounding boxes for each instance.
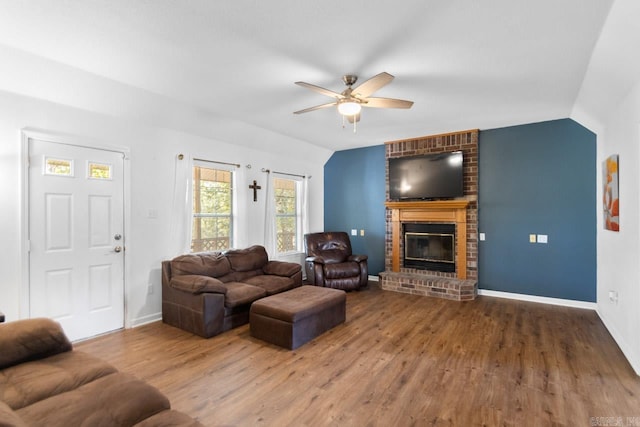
[388,151,464,200]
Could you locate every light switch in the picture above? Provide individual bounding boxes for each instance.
[609,290,618,304]
[529,234,537,243]
[360,229,365,236]
[537,234,548,244]
[351,229,357,236]
[479,233,485,241]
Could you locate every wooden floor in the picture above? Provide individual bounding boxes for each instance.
[75,284,640,426]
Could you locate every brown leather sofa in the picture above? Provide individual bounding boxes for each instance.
[304,231,368,291]
[162,245,302,338]
[0,318,202,427]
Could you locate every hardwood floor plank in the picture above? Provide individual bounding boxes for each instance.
[75,284,640,426]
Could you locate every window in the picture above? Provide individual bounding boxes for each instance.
[44,157,73,176]
[88,162,112,180]
[191,162,234,252]
[274,177,301,253]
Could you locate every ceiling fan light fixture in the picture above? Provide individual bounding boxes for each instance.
[337,100,362,116]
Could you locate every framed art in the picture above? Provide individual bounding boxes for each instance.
[603,154,619,231]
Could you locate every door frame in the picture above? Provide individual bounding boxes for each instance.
[20,128,132,329]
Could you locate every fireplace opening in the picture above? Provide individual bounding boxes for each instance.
[403,223,455,272]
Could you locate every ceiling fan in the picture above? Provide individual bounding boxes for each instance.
[293,72,413,130]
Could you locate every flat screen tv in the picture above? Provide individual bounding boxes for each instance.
[389,151,464,200]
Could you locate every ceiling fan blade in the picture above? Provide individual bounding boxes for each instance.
[293,102,337,115]
[363,97,414,109]
[347,113,361,124]
[351,72,394,98]
[295,81,344,99]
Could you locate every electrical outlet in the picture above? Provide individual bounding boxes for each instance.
[537,234,548,244]
[351,229,357,236]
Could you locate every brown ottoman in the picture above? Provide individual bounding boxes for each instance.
[250,285,346,349]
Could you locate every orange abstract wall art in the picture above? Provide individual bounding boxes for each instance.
[603,154,619,231]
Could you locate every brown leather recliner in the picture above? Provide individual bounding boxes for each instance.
[304,232,368,291]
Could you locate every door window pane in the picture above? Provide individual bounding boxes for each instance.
[88,162,112,180]
[45,157,74,176]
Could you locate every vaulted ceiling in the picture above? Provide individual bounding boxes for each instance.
[0,1,614,151]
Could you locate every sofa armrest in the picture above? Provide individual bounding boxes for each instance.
[263,260,302,277]
[0,318,72,370]
[305,256,326,265]
[169,275,227,295]
[348,254,368,263]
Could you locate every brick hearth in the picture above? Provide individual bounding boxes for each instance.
[381,271,477,301]
[379,129,479,301]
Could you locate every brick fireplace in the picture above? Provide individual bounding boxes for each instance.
[379,130,478,301]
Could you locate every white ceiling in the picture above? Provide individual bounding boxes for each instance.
[0,0,614,152]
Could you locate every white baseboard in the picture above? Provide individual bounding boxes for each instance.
[596,309,640,376]
[478,289,597,310]
[130,312,162,328]
[368,275,380,282]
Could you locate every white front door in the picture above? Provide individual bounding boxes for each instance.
[28,138,125,341]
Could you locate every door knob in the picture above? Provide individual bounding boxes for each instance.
[114,246,122,253]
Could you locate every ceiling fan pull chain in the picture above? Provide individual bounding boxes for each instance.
[353,116,357,133]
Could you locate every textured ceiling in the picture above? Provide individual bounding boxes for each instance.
[0,0,614,151]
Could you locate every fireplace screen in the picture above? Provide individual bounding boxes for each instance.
[405,232,455,264]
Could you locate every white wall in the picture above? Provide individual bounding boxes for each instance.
[593,85,640,375]
[0,51,332,327]
[572,0,640,374]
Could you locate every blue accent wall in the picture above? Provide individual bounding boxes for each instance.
[323,119,596,301]
[478,119,597,302]
[324,145,386,275]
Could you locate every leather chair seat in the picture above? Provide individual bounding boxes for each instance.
[324,262,360,279]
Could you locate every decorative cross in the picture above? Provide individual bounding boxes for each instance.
[249,180,262,202]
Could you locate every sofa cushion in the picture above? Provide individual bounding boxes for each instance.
[170,275,227,295]
[0,351,117,410]
[225,245,268,272]
[0,400,27,427]
[263,260,301,277]
[0,318,72,370]
[16,372,170,427]
[324,261,360,279]
[243,275,296,295]
[221,269,263,283]
[223,282,267,308]
[171,253,231,278]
